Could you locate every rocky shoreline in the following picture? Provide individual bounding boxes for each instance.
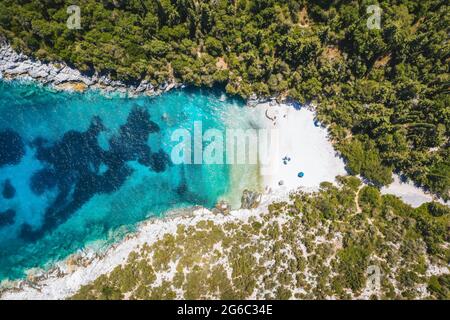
[0,42,312,108]
[0,42,180,96]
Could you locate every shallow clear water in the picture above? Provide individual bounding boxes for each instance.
[0,81,258,280]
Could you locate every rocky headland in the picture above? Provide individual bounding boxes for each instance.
[0,42,179,96]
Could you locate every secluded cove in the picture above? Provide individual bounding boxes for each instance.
[0,79,349,284]
[0,81,262,280]
[1,79,442,289]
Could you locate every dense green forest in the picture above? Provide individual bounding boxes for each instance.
[0,0,448,199]
[72,177,450,300]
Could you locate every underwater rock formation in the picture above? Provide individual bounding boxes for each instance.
[0,130,25,167]
[19,107,171,241]
[0,209,15,227]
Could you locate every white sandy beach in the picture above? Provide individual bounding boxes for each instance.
[257,102,347,192]
[1,101,444,300]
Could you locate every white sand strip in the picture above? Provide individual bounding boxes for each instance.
[381,175,447,208]
[1,101,444,300]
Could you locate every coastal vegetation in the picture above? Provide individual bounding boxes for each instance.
[0,0,448,199]
[72,177,449,300]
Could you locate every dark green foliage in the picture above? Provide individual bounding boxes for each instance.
[339,138,393,187]
[413,203,449,256]
[359,186,382,210]
[336,245,371,292]
[426,202,450,218]
[428,274,450,300]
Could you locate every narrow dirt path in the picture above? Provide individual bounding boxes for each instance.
[355,185,363,214]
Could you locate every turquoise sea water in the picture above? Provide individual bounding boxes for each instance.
[0,81,259,281]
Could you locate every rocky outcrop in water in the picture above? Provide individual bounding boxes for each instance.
[0,42,179,96]
[214,200,231,215]
[240,190,262,209]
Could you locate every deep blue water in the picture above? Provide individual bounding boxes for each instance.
[0,81,254,281]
